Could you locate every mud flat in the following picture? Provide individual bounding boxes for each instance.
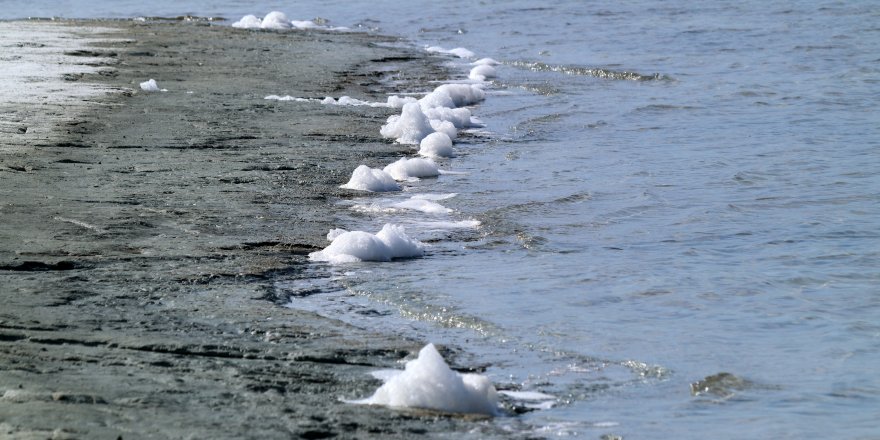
[0,20,505,439]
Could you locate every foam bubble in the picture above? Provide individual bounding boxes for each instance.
[231,14,262,29]
[418,132,454,158]
[379,102,434,145]
[382,157,440,181]
[309,224,424,263]
[261,11,292,29]
[341,165,401,192]
[351,343,498,416]
[469,64,497,81]
[428,119,458,140]
[426,46,476,59]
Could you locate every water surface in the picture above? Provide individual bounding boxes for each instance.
[5,1,878,437]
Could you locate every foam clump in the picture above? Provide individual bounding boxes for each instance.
[383,157,440,181]
[472,57,500,66]
[429,120,457,140]
[419,132,454,158]
[341,165,401,192]
[434,84,485,107]
[386,95,419,108]
[426,46,476,59]
[380,102,434,145]
[320,95,417,108]
[261,11,292,29]
[469,64,497,81]
[139,79,165,92]
[291,20,321,29]
[327,228,348,241]
[232,14,262,28]
[352,343,498,416]
[265,95,311,102]
[309,224,424,263]
[423,106,474,129]
[392,198,452,214]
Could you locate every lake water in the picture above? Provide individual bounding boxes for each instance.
[5,1,879,438]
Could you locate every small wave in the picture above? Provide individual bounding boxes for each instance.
[509,61,672,81]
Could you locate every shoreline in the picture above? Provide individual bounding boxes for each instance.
[0,20,505,439]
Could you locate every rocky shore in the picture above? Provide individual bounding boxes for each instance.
[0,20,505,439]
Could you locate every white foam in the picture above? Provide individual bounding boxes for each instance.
[472,57,500,66]
[382,157,440,181]
[231,14,262,28]
[327,228,348,241]
[261,11,292,29]
[264,95,312,102]
[320,95,418,108]
[412,220,481,230]
[428,120,458,140]
[422,107,473,129]
[426,46,476,59]
[309,224,424,263]
[379,102,434,145]
[340,165,401,192]
[392,198,452,214]
[375,224,425,258]
[386,95,419,108]
[418,90,456,110]
[418,132,454,158]
[434,84,486,107]
[469,64,497,81]
[410,193,457,201]
[351,343,498,416]
[291,20,321,29]
[139,79,167,92]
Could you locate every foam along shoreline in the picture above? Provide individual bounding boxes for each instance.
[0,20,514,439]
[232,10,350,31]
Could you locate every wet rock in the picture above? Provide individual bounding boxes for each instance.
[690,372,752,398]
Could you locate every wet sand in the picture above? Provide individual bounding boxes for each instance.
[0,20,504,439]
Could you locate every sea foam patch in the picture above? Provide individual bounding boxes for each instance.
[139,79,166,92]
[380,102,435,145]
[350,343,499,416]
[419,132,454,158]
[426,46,476,59]
[472,57,500,66]
[382,157,440,181]
[231,12,349,31]
[341,165,401,192]
[469,64,497,81]
[265,95,416,108]
[309,224,424,264]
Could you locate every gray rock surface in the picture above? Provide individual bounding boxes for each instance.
[0,20,507,439]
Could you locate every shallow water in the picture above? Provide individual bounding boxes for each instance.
[6,1,879,437]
